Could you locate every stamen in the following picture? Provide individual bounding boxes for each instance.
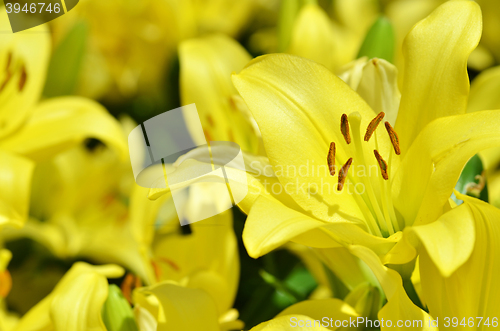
[374,150,389,180]
[337,157,353,191]
[340,114,351,144]
[364,112,385,141]
[385,122,401,155]
[327,142,335,176]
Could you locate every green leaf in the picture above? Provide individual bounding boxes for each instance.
[43,21,87,97]
[101,284,139,331]
[453,154,489,204]
[357,16,395,63]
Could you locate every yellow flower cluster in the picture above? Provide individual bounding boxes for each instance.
[1,0,500,330]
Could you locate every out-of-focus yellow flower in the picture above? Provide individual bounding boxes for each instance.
[230,1,499,280]
[0,9,127,230]
[50,0,257,100]
[247,298,358,331]
[179,34,262,154]
[13,262,124,331]
[129,183,243,330]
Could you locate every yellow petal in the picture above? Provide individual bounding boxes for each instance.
[385,0,442,70]
[0,150,34,228]
[411,202,475,277]
[395,0,482,153]
[243,195,398,259]
[420,193,500,319]
[179,34,258,152]
[287,4,336,71]
[232,54,378,224]
[136,282,220,331]
[251,315,330,331]
[152,210,239,314]
[468,65,500,113]
[338,57,401,126]
[0,97,127,161]
[276,298,358,324]
[393,110,500,227]
[349,246,436,330]
[14,262,124,331]
[0,10,50,139]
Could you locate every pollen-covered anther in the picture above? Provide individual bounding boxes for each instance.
[374,150,389,180]
[337,157,353,191]
[327,142,336,176]
[340,114,351,144]
[385,121,401,155]
[364,112,385,142]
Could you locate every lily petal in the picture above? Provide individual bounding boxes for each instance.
[14,262,124,331]
[395,0,482,153]
[287,4,335,71]
[0,97,127,162]
[393,110,500,227]
[179,34,258,152]
[411,202,475,277]
[135,282,220,331]
[420,194,500,320]
[349,246,436,330]
[468,65,500,113]
[0,10,50,139]
[0,150,34,228]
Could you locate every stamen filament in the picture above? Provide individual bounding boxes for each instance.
[348,112,389,235]
[385,121,401,155]
[364,112,385,142]
[341,114,351,144]
[327,142,336,176]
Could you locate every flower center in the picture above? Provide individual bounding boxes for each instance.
[327,111,402,238]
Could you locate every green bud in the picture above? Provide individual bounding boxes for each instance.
[357,16,395,63]
[101,284,139,331]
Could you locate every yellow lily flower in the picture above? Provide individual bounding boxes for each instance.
[129,183,243,328]
[179,34,261,153]
[13,262,124,331]
[0,9,127,230]
[229,1,497,277]
[50,0,258,100]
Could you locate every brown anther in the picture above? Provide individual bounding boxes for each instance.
[337,157,353,191]
[327,142,336,176]
[385,122,401,155]
[374,150,389,180]
[364,112,385,141]
[121,273,142,304]
[340,114,351,144]
[18,65,27,92]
